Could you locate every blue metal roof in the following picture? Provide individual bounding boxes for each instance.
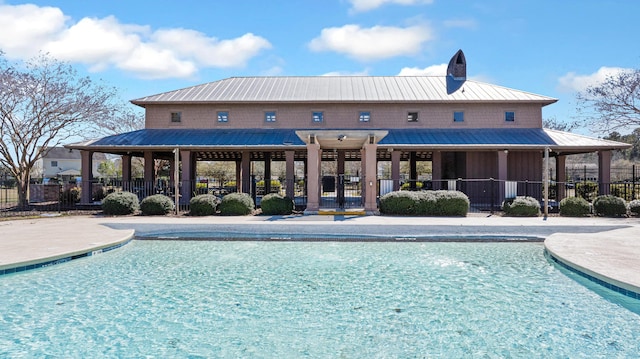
[72,128,628,152]
[89,129,306,147]
[379,128,556,146]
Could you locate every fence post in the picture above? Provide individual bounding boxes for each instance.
[490,178,495,214]
[633,164,637,200]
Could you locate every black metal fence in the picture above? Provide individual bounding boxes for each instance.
[2,171,639,217]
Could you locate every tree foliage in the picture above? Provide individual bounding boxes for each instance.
[603,129,640,161]
[576,68,640,132]
[0,52,119,206]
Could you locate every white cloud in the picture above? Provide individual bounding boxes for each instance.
[397,63,446,76]
[0,4,67,58]
[0,4,271,79]
[348,0,433,12]
[309,24,433,61]
[557,66,630,93]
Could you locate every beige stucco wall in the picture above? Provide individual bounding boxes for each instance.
[144,103,543,130]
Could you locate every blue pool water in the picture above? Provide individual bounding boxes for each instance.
[1,241,640,358]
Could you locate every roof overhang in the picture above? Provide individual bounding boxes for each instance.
[65,128,630,156]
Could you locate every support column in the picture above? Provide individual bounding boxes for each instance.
[409,152,417,190]
[391,150,401,191]
[285,150,295,199]
[304,142,322,213]
[180,150,192,204]
[80,150,93,204]
[264,152,272,194]
[497,150,508,203]
[241,151,251,193]
[121,154,132,191]
[143,151,154,183]
[556,155,566,201]
[362,143,378,213]
[598,150,612,195]
[168,157,176,184]
[235,160,242,192]
[431,151,442,190]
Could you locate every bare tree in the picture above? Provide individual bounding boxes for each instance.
[576,68,640,133]
[0,53,119,207]
[543,117,580,132]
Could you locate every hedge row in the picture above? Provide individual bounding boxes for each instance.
[379,190,469,216]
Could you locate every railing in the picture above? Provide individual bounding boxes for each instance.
[1,175,638,217]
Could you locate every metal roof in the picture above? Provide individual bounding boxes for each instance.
[68,128,629,154]
[82,129,306,148]
[132,76,557,105]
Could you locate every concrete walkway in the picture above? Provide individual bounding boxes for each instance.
[1,214,639,296]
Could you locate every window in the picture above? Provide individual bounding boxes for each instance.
[170,112,181,123]
[505,111,515,122]
[217,111,229,122]
[407,112,418,122]
[312,111,323,123]
[359,111,370,122]
[265,111,276,122]
[453,111,464,122]
[50,161,58,167]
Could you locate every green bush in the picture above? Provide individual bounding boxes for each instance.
[140,194,175,215]
[400,181,423,190]
[414,191,437,215]
[219,192,255,216]
[59,187,81,204]
[102,191,139,215]
[431,190,469,216]
[629,200,640,216]
[593,195,627,217]
[379,191,418,215]
[379,190,469,216]
[502,196,540,217]
[559,196,591,217]
[189,194,220,216]
[576,181,598,201]
[260,193,294,215]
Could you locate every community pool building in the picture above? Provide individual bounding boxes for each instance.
[68,50,630,213]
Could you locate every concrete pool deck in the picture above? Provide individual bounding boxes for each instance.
[1,214,639,296]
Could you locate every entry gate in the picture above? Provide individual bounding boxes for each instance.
[321,174,362,208]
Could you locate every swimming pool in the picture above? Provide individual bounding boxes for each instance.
[1,240,639,357]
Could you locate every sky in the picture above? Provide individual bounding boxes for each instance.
[1,0,639,136]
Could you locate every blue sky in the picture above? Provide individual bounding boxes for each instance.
[1,0,638,135]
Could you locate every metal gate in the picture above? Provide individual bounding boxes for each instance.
[321,174,362,208]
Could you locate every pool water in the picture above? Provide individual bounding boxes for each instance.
[1,241,639,358]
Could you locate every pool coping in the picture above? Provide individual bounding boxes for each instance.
[0,236,133,276]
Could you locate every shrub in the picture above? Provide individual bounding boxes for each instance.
[576,181,598,202]
[380,190,469,216]
[629,200,640,216]
[219,192,255,216]
[432,190,469,216]
[592,195,627,217]
[559,196,591,217]
[140,194,175,215]
[414,191,437,215]
[102,191,139,215]
[379,191,418,215]
[189,194,220,216]
[400,181,423,190]
[502,196,540,217]
[260,193,294,215]
[59,187,81,204]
